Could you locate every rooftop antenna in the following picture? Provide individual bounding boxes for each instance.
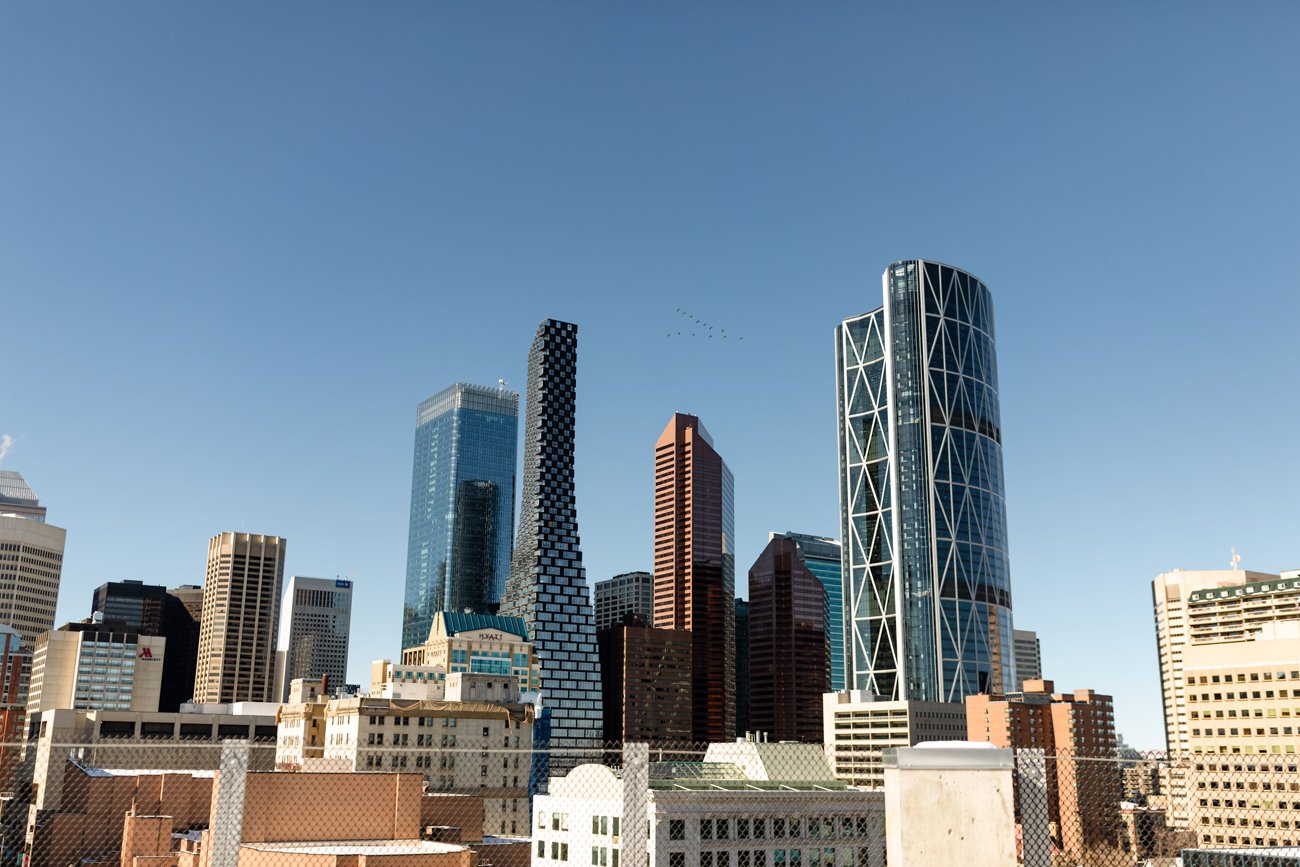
[1231,547,1241,571]
[498,378,509,392]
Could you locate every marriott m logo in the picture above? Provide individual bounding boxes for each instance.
[139,647,154,659]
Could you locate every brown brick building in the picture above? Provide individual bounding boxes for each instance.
[596,614,692,743]
[966,679,1120,858]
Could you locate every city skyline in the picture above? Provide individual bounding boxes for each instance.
[4,4,1299,750]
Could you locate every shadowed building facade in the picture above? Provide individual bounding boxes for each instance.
[500,320,602,752]
[404,383,519,649]
[653,413,735,743]
[836,260,1016,703]
[734,598,749,735]
[770,531,844,691]
[748,536,829,743]
[597,613,693,744]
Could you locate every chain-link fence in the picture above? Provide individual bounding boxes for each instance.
[1011,750,1300,866]
[1,735,1297,866]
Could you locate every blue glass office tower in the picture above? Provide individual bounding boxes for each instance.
[771,532,844,691]
[835,260,1015,703]
[403,383,519,650]
[501,320,602,757]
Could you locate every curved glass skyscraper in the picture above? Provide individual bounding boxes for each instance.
[836,259,1015,703]
[403,382,518,651]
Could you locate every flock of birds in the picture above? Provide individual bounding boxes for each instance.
[667,307,743,341]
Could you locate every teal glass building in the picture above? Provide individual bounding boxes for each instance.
[403,382,518,650]
[836,260,1016,702]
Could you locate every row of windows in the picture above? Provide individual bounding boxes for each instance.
[1190,690,1295,701]
[670,818,877,842]
[1199,798,1300,810]
[1192,726,1296,737]
[668,849,876,867]
[1191,672,1300,684]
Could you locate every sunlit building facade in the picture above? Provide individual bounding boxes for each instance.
[836,260,1016,702]
[404,383,519,649]
[653,413,736,743]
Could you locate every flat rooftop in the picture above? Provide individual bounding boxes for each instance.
[240,840,468,855]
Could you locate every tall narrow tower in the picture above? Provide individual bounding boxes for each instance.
[195,532,286,704]
[836,260,1015,703]
[653,413,735,743]
[500,320,602,750]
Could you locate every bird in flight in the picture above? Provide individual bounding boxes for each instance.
[668,307,744,343]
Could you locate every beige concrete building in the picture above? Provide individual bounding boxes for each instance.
[1154,569,1275,754]
[401,612,540,696]
[195,532,286,704]
[1153,567,1281,831]
[1181,572,1300,850]
[0,471,66,648]
[276,672,534,837]
[821,691,966,788]
[370,660,449,699]
[27,623,166,713]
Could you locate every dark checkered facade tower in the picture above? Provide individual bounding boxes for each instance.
[501,319,603,753]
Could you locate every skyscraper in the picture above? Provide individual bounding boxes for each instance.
[836,259,1016,703]
[195,532,286,704]
[274,576,353,702]
[404,382,519,650]
[770,531,844,691]
[0,471,66,647]
[500,320,602,751]
[748,536,828,743]
[91,580,201,711]
[653,413,735,743]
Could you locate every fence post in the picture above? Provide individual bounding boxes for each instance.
[209,739,250,867]
[1017,749,1051,867]
[623,743,649,867]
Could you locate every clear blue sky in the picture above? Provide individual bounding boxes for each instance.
[2,2,1297,749]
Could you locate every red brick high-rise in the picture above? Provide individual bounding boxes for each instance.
[653,413,735,743]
